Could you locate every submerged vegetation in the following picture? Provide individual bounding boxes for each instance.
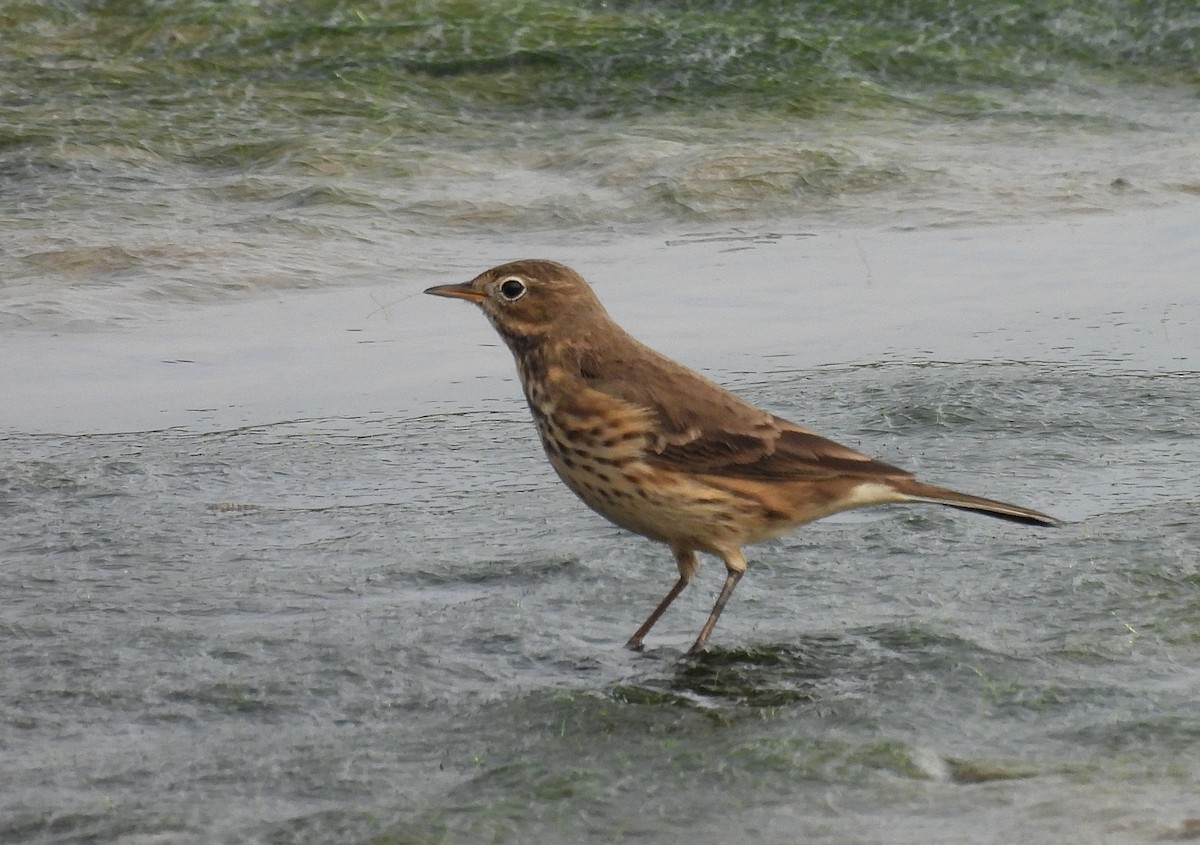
[2,0,1198,151]
[1,1,1196,236]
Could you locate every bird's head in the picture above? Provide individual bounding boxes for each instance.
[425,259,609,345]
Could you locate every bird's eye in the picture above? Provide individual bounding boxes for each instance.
[498,278,527,301]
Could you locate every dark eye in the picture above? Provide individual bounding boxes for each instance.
[498,278,526,301]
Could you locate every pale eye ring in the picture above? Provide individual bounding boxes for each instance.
[498,278,527,301]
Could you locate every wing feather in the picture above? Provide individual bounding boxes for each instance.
[577,342,911,482]
[651,417,912,480]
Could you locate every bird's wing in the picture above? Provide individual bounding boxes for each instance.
[650,414,913,480]
[582,346,912,481]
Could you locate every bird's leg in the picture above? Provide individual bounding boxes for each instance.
[625,577,686,651]
[626,547,698,651]
[687,549,747,655]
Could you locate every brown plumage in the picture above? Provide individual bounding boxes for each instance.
[426,259,1060,654]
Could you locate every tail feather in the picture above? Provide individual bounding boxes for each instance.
[894,480,1062,527]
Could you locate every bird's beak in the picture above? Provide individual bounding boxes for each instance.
[424,281,486,302]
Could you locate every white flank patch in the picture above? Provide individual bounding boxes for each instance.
[844,481,906,508]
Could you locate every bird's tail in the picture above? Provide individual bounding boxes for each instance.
[892,479,1062,527]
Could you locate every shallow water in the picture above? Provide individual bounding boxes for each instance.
[3,2,1200,843]
[5,1,1200,334]
[5,220,1200,843]
[4,353,1199,843]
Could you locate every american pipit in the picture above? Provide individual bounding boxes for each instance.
[426,259,1060,655]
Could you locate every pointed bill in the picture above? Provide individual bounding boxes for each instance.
[424,281,485,302]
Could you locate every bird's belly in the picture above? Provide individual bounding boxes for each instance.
[550,455,711,538]
[543,445,767,551]
[527,397,769,550]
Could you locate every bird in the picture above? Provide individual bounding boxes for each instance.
[425,259,1060,655]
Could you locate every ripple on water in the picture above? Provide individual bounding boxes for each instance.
[2,351,1198,843]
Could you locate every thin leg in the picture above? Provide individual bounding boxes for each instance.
[687,559,746,655]
[625,576,687,651]
[626,547,699,651]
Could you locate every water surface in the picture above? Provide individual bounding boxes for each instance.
[2,2,1200,843]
